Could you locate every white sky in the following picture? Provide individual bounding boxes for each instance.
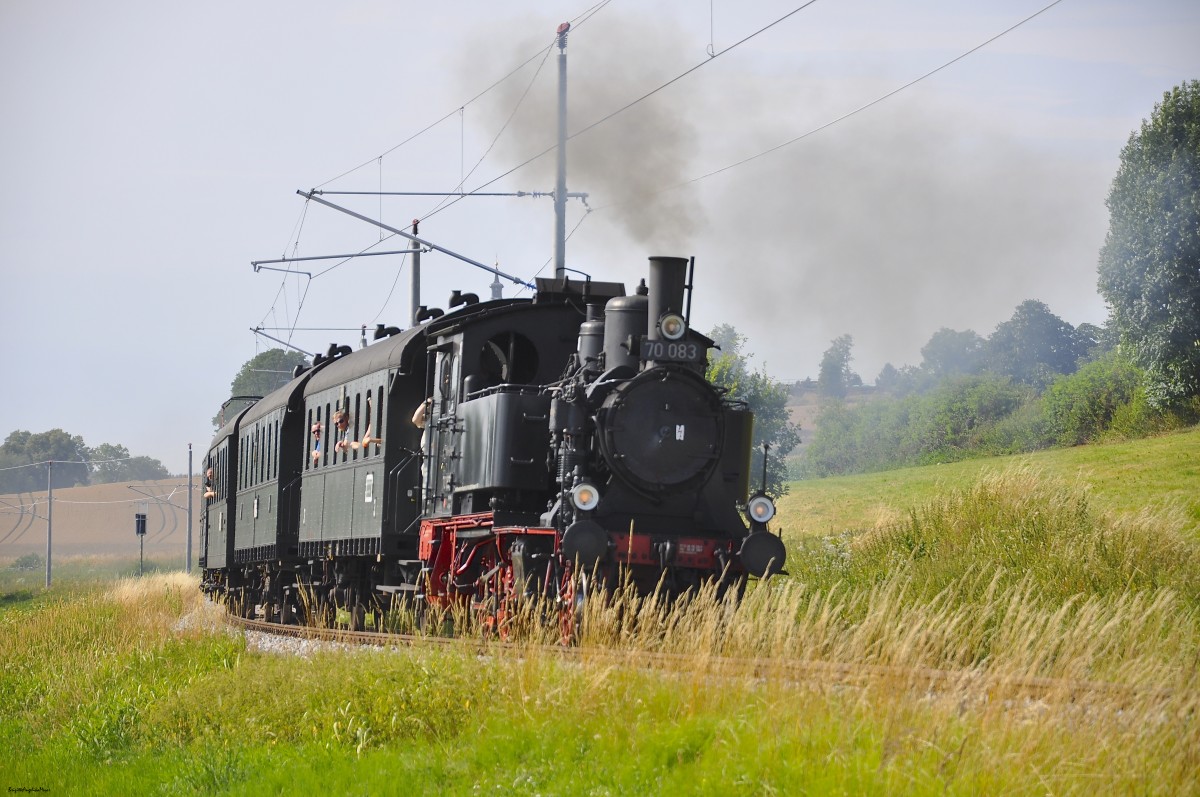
[1,0,1197,473]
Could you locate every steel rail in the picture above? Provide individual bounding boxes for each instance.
[223,614,1183,705]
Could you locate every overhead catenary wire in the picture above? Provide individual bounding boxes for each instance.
[0,455,144,473]
[256,1,621,340]
[264,0,1060,336]
[314,43,554,190]
[592,0,1068,213]
[436,0,825,217]
[312,0,619,191]
[419,41,556,223]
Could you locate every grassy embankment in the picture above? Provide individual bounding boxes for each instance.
[2,432,1198,794]
[777,424,1200,540]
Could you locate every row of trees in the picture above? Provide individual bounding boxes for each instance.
[0,430,171,494]
[802,79,1199,478]
[801,349,1179,477]
[816,299,1106,406]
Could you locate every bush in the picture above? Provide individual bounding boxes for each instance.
[10,553,43,571]
[800,376,1036,477]
[975,396,1053,453]
[1041,352,1143,445]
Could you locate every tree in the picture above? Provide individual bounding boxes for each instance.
[984,300,1085,389]
[817,335,858,402]
[707,323,746,357]
[706,326,801,497]
[875,362,925,396]
[1098,80,1200,408]
[0,429,90,492]
[213,348,309,427]
[920,328,985,379]
[88,443,170,483]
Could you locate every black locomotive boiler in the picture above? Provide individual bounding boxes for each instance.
[200,256,786,630]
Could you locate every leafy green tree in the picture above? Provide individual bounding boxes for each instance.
[920,328,985,379]
[706,326,800,497]
[213,348,309,427]
[818,335,858,402]
[0,429,90,492]
[88,443,171,483]
[1097,80,1200,409]
[1072,322,1112,366]
[984,300,1085,388]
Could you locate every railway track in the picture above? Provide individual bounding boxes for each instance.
[223,614,1182,706]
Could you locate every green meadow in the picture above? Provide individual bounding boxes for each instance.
[2,428,1198,794]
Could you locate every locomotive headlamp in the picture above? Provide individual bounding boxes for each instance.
[659,313,687,341]
[571,482,601,511]
[746,494,776,524]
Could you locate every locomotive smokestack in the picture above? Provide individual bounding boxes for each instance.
[647,256,688,340]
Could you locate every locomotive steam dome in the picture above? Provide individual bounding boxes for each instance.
[597,365,724,493]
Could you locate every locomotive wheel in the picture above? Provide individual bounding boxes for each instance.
[477,553,514,641]
[490,564,516,642]
[558,563,587,645]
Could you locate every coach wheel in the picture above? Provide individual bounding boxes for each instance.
[236,591,255,619]
[348,588,366,632]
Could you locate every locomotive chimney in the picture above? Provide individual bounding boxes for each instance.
[646,256,689,340]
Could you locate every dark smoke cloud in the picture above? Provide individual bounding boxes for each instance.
[459,11,706,249]
[459,10,1112,379]
[693,80,1110,378]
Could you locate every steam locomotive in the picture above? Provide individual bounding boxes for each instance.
[200,255,785,630]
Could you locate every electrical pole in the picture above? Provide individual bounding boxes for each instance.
[410,219,421,326]
[186,443,193,574]
[45,461,52,588]
[554,21,570,281]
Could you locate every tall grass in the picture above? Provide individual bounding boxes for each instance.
[3,467,1197,793]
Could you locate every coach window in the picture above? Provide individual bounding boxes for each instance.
[357,393,367,458]
[325,402,332,466]
[375,387,384,450]
[309,407,321,469]
[352,392,362,461]
[361,390,380,456]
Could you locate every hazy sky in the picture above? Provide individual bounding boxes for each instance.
[2,0,1197,474]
